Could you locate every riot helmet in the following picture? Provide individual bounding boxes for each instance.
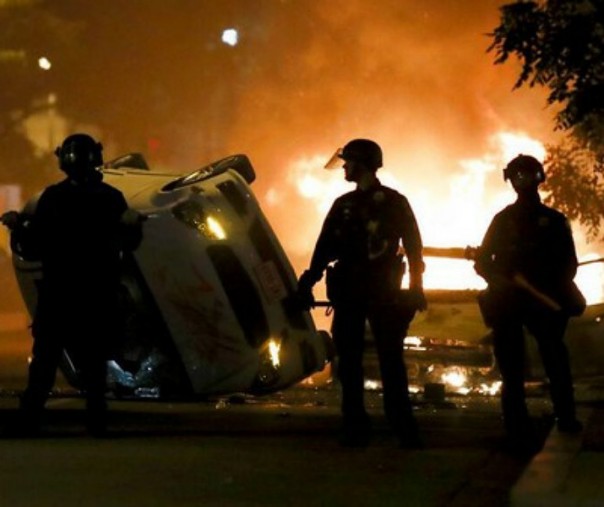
[325,138,383,171]
[55,133,103,182]
[503,154,545,186]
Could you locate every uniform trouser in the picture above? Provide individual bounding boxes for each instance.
[331,301,415,435]
[20,329,108,421]
[492,312,576,433]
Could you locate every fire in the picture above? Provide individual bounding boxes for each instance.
[273,131,603,303]
[478,381,502,396]
[441,367,467,389]
[575,255,604,305]
[268,339,281,368]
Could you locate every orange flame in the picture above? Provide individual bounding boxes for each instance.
[269,131,603,303]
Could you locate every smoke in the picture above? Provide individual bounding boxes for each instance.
[19,1,584,282]
[226,0,550,159]
[215,0,556,271]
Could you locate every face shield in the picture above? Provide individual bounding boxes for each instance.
[325,139,383,170]
[324,147,345,170]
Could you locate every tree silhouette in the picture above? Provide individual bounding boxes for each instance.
[489,0,604,239]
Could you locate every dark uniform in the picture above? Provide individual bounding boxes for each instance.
[300,180,424,446]
[475,159,583,442]
[7,134,142,435]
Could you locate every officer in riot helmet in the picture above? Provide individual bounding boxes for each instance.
[324,138,385,176]
[56,133,104,182]
[475,154,584,454]
[503,153,546,190]
[297,138,426,448]
[1,133,143,436]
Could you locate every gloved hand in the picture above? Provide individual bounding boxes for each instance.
[295,270,317,311]
[410,286,427,312]
[0,211,21,231]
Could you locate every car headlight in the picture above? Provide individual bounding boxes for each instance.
[172,200,227,240]
[254,338,282,389]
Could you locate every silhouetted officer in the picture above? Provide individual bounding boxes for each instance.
[2,133,143,436]
[475,154,584,451]
[297,139,426,447]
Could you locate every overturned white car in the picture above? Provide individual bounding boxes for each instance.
[13,153,332,399]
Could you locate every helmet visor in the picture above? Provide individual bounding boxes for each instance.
[324,148,344,170]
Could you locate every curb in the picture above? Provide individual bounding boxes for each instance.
[511,408,592,507]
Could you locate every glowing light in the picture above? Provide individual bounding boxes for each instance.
[38,56,51,70]
[299,376,315,386]
[478,380,502,396]
[364,379,381,390]
[268,339,281,368]
[297,174,324,199]
[256,338,282,387]
[495,131,546,163]
[422,258,486,291]
[441,367,467,389]
[172,200,226,240]
[206,216,226,240]
[404,336,422,347]
[222,28,239,47]
[576,255,604,305]
[288,155,350,214]
[403,335,427,351]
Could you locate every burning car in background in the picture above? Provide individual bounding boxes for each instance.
[402,334,498,397]
[381,249,604,400]
[525,258,604,384]
[12,153,332,399]
[356,287,500,399]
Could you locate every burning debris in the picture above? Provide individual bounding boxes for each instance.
[361,335,499,398]
[404,335,499,396]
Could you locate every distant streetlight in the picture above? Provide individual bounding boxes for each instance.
[38,56,52,70]
[38,57,55,148]
[221,28,239,47]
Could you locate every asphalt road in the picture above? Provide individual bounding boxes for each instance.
[0,328,555,507]
[0,393,556,507]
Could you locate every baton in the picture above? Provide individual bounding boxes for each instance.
[512,273,562,312]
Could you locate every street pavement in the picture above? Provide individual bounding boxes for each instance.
[511,402,604,507]
[0,330,603,506]
[0,386,553,507]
